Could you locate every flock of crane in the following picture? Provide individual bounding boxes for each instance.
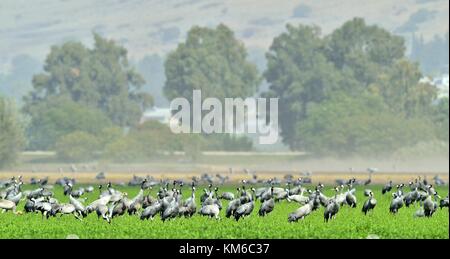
[0,172,449,224]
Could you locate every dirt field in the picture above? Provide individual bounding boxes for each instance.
[1,170,448,185]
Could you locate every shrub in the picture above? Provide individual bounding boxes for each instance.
[55,131,100,162]
[0,97,25,168]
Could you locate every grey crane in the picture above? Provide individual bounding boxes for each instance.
[198,204,221,219]
[111,195,128,218]
[96,172,106,180]
[288,200,314,222]
[274,186,290,202]
[324,187,340,222]
[362,191,377,215]
[233,188,256,221]
[324,199,340,222]
[180,186,197,218]
[127,180,147,215]
[258,187,275,217]
[5,191,22,205]
[433,175,445,186]
[389,193,404,214]
[395,184,405,197]
[161,192,180,222]
[96,204,112,223]
[219,191,235,201]
[382,181,393,195]
[57,204,82,220]
[333,186,347,206]
[225,196,242,218]
[34,198,53,219]
[85,186,95,193]
[287,188,310,205]
[140,201,162,220]
[423,191,439,217]
[439,195,449,210]
[345,185,357,208]
[364,168,376,186]
[403,187,420,207]
[69,194,86,218]
[200,184,213,203]
[0,199,19,214]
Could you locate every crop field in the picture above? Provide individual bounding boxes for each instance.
[0,184,448,239]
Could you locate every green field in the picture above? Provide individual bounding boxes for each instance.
[0,185,448,239]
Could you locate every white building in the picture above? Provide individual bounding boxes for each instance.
[421,74,449,99]
[140,107,172,125]
[434,74,449,99]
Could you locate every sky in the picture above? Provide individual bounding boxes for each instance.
[0,0,449,72]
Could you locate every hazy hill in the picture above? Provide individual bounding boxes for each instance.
[0,0,448,104]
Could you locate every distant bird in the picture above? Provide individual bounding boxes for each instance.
[382,181,393,195]
[363,189,372,197]
[439,195,449,210]
[85,186,94,193]
[70,164,78,173]
[433,175,445,186]
[364,168,376,185]
[96,172,106,181]
[219,191,235,201]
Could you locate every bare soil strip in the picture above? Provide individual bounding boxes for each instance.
[1,171,448,184]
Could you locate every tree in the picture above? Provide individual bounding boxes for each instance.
[369,59,437,118]
[0,97,25,168]
[26,97,113,150]
[263,24,354,148]
[326,18,406,86]
[264,18,439,155]
[164,24,260,102]
[23,33,153,127]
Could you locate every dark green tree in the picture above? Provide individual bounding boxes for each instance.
[164,24,260,102]
[23,33,152,127]
[263,24,353,148]
[326,18,406,86]
[369,59,437,117]
[264,18,437,155]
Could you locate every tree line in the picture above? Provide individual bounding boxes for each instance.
[0,18,448,167]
